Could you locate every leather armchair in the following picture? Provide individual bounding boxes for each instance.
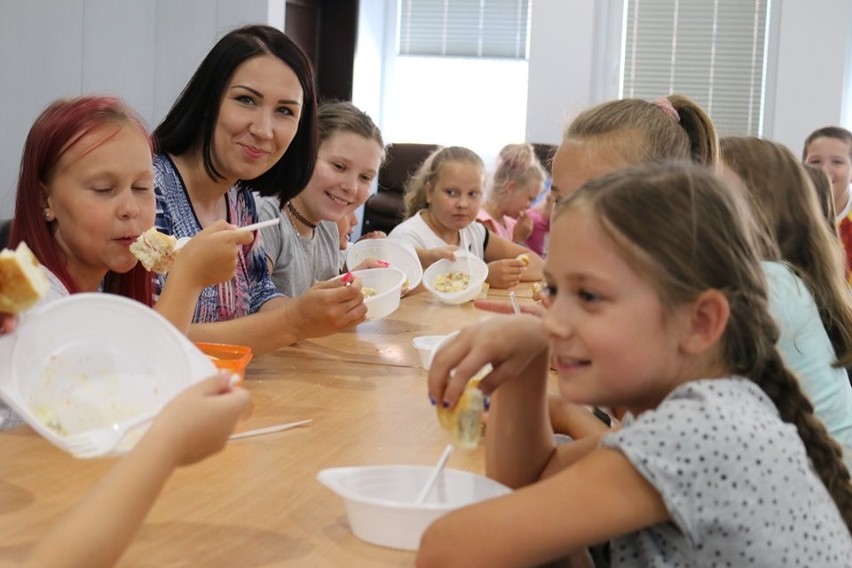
[361,143,438,237]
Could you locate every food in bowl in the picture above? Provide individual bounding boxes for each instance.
[433,271,470,293]
[130,227,178,274]
[361,287,377,298]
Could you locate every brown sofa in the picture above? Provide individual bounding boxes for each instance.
[360,143,438,237]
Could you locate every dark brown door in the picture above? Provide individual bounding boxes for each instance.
[285,0,358,102]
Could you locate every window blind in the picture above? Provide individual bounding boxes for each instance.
[399,0,531,59]
[622,0,771,136]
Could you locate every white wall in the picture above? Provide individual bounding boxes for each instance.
[525,0,598,146]
[0,0,280,219]
[770,0,852,152]
[524,0,852,152]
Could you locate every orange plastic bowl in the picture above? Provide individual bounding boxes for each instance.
[194,342,253,382]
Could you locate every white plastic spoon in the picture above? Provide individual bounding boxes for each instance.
[175,218,281,250]
[509,290,521,315]
[415,444,454,504]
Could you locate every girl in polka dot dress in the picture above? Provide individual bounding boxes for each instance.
[418,162,852,567]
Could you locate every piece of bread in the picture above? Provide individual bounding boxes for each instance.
[531,280,544,302]
[515,253,530,266]
[436,386,484,450]
[435,364,492,449]
[129,227,178,274]
[0,242,49,314]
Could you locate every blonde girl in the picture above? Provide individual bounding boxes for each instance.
[388,145,543,289]
[477,143,546,243]
[257,101,385,296]
[421,162,852,566]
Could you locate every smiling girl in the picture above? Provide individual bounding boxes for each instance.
[389,146,543,289]
[256,101,385,296]
[420,163,852,567]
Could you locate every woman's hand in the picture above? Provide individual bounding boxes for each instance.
[173,221,255,289]
[428,314,548,409]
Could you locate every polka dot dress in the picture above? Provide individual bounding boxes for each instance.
[601,378,852,567]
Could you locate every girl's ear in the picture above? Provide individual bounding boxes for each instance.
[679,289,729,355]
[40,182,54,221]
[425,182,433,205]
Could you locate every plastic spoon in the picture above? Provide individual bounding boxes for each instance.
[509,290,521,315]
[415,444,454,504]
[175,218,281,250]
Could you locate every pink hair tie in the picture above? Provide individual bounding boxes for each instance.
[652,97,680,123]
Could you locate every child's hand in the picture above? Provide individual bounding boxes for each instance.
[173,221,255,288]
[428,315,548,409]
[350,257,391,271]
[485,258,526,289]
[473,298,546,317]
[356,230,387,241]
[144,374,250,467]
[418,246,457,268]
[1,312,17,334]
[512,210,534,243]
[286,276,367,338]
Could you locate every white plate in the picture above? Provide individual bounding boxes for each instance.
[0,293,215,456]
[347,238,423,290]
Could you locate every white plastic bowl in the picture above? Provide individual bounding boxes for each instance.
[412,335,450,369]
[317,465,511,550]
[343,267,406,320]
[423,253,489,305]
[0,293,215,456]
[347,238,423,291]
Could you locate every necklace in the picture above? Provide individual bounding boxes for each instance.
[286,201,317,230]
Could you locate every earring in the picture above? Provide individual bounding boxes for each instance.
[44,210,53,221]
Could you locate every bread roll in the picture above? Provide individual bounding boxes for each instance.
[0,242,49,313]
[436,386,484,450]
[130,227,178,273]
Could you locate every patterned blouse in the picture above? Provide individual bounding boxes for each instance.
[152,154,281,322]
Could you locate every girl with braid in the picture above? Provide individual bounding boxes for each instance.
[419,162,851,567]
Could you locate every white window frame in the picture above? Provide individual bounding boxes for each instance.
[593,0,781,138]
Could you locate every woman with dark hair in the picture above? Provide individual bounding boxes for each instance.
[152,25,367,355]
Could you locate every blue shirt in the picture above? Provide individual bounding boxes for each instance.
[152,154,281,322]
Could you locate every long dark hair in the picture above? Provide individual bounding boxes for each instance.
[153,24,318,203]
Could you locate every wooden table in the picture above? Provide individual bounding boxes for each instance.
[0,288,531,566]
